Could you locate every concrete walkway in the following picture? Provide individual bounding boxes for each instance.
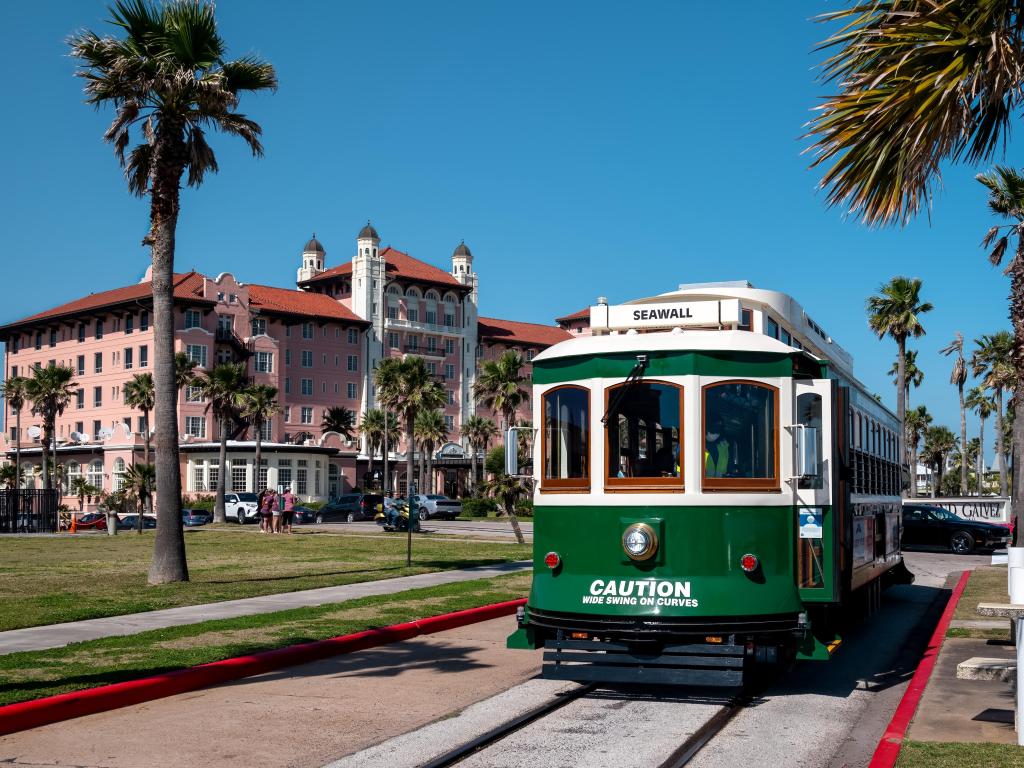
[0,560,531,656]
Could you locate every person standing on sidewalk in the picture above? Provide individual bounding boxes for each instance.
[281,488,296,534]
[260,488,277,534]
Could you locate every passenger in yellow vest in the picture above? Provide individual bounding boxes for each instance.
[704,423,730,477]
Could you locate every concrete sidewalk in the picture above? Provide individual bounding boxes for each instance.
[0,560,530,655]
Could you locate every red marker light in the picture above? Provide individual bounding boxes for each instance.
[740,553,759,573]
[544,551,561,569]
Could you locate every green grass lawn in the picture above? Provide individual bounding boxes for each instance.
[0,572,531,706]
[950,566,1010,641]
[897,741,1024,767]
[0,531,530,632]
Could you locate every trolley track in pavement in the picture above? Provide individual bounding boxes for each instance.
[418,683,753,768]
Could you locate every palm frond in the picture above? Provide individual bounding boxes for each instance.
[220,57,279,94]
[184,124,218,187]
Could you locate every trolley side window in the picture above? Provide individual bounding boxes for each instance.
[541,385,590,491]
[605,381,683,491]
[702,381,779,491]
[796,392,824,490]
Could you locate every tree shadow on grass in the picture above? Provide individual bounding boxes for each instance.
[200,558,525,586]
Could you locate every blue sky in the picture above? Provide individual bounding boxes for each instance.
[0,1,1015,459]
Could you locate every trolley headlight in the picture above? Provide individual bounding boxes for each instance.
[622,523,658,561]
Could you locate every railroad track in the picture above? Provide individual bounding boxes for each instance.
[418,684,748,768]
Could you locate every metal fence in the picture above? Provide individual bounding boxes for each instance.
[0,489,60,533]
[904,496,1011,524]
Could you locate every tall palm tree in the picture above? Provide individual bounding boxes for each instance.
[461,415,497,493]
[414,409,448,495]
[922,426,958,498]
[69,476,100,512]
[888,349,923,408]
[0,377,28,490]
[322,406,356,441]
[24,365,77,492]
[940,333,969,495]
[474,350,529,431]
[867,277,933,474]
[966,387,996,495]
[0,465,25,490]
[239,384,279,494]
[123,372,155,467]
[808,2,1024,227]
[972,331,1015,498]
[904,405,932,498]
[70,0,276,584]
[484,470,533,545]
[375,356,445,559]
[193,363,248,523]
[359,408,385,490]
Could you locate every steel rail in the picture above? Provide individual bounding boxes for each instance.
[655,696,746,768]
[418,683,596,768]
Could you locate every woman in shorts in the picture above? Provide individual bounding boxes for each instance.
[260,489,277,533]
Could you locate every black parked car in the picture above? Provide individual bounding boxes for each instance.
[291,505,320,525]
[901,504,1010,554]
[116,514,157,530]
[320,493,384,522]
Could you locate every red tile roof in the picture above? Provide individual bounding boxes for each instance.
[555,307,591,323]
[478,316,572,348]
[249,284,367,324]
[0,272,211,332]
[302,247,468,291]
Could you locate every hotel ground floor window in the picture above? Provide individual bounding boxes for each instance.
[231,461,247,492]
[605,381,682,490]
[702,381,779,490]
[542,386,589,490]
[87,460,103,490]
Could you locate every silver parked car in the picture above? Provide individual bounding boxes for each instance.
[411,494,462,521]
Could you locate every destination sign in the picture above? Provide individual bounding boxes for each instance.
[594,299,740,331]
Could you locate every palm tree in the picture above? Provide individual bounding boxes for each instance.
[922,426,958,498]
[888,349,923,408]
[375,356,445,559]
[972,331,1015,498]
[70,1,277,584]
[123,463,156,529]
[0,377,28,490]
[474,350,529,432]
[359,408,385,490]
[69,476,100,512]
[174,352,199,392]
[904,405,933,498]
[24,365,77,492]
[484,461,532,545]
[322,406,356,441]
[414,409,448,496]
[0,465,25,490]
[808,2,1024,226]
[966,387,996,495]
[940,333,969,495]
[123,374,156,521]
[193,363,248,523]
[239,384,278,493]
[867,277,933,473]
[461,415,497,493]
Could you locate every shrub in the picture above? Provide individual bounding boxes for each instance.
[515,499,534,517]
[462,498,497,517]
[182,494,215,511]
[303,501,325,511]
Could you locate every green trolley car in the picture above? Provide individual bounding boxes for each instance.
[507,282,909,686]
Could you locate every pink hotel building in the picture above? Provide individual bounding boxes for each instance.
[0,223,579,505]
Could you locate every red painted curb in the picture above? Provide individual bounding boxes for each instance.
[868,569,971,768]
[0,597,527,736]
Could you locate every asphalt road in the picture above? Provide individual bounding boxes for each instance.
[311,519,534,541]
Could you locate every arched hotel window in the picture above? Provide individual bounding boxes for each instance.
[542,386,590,490]
[605,381,683,491]
[113,458,127,492]
[702,381,779,491]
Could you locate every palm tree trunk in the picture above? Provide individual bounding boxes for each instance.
[1010,246,1024,542]
[426,445,434,495]
[215,416,228,523]
[147,129,189,585]
[254,422,262,495]
[470,442,478,494]
[366,442,375,491]
[896,336,907,490]
[503,490,526,545]
[417,444,425,496]
[959,384,968,496]
[405,411,416,565]
[41,421,52,492]
[996,387,1008,497]
[14,408,20,490]
[979,416,987,495]
[142,407,153,518]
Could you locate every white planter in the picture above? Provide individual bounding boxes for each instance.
[105,511,118,536]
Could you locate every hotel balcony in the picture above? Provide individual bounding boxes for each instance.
[385,317,462,336]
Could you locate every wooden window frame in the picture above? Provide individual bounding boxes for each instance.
[540,384,591,492]
[604,379,684,492]
[701,379,780,492]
